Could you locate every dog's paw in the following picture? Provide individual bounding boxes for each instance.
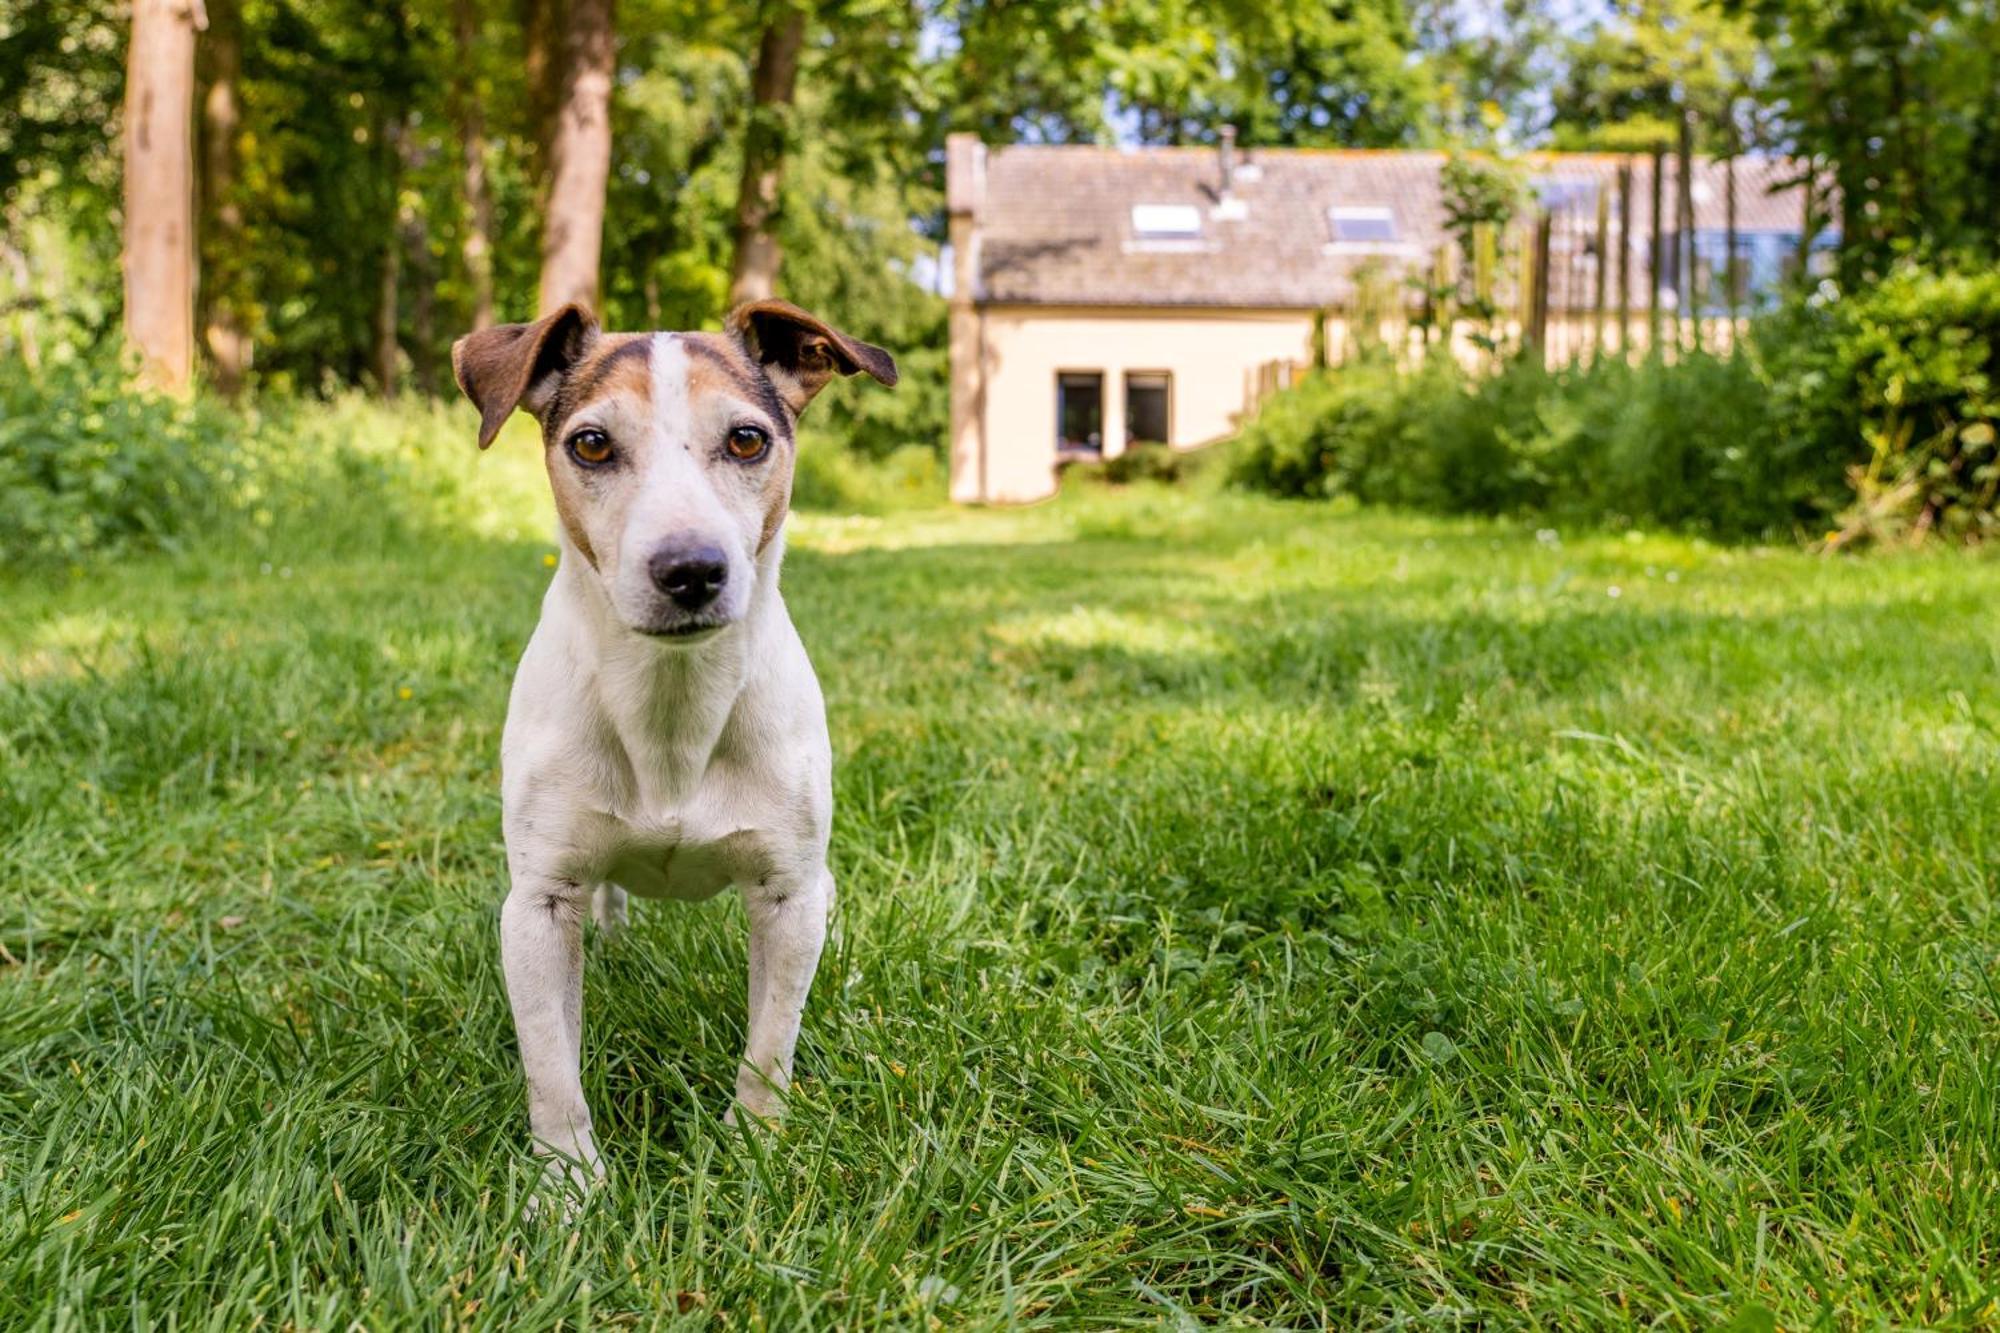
[724,1092,784,1131]
[522,1145,604,1223]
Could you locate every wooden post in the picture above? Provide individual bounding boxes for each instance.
[1592,177,1610,359]
[1517,220,1534,357]
[1648,148,1664,356]
[1526,212,1552,364]
[1725,149,1741,333]
[1678,111,1699,354]
[1796,159,1818,281]
[1617,159,1633,359]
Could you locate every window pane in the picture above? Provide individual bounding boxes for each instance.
[1131,204,1201,239]
[1058,373,1103,452]
[1328,207,1398,243]
[1126,373,1170,445]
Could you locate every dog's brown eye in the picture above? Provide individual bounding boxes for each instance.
[726,425,770,462]
[567,428,614,467]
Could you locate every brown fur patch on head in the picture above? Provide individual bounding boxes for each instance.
[679,334,795,552]
[681,335,791,435]
[539,335,658,571]
[544,334,654,438]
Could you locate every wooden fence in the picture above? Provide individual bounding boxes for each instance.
[1318,133,1799,375]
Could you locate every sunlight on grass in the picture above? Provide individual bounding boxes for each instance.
[5,487,1999,1326]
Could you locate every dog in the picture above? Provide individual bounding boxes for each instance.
[450,299,896,1196]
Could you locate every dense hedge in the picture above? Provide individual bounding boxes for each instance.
[1230,264,2000,545]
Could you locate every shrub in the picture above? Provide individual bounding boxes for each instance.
[1769,265,2000,546]
[0,353,507,567]
[1229,263,2000,545]
[1058,440,1221,490]
[0,352,233,564]
[791,436,944,513]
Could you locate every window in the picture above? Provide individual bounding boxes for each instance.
[1057,372,1104,454]
[1532,177,1598,212]
[1131,204,1202,240]
[1125,372,1171,446]
[1327,206,1398,244]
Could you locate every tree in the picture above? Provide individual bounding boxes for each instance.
[198,0,251,392]
[728,0,808,304]
[1725,0,2000,279]
[123,0,204,391]
[538,0,614,313]
[454,0,498,330]
[1549,0,1761,155]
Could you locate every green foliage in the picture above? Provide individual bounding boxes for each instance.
[790,436,945,512]
[1230,348,1809,539]
[1057,440,1217,491]
[1548,0,1762,154]
[0,352,229,564]
[1725,0,2000,279]
[1767,266,2000,546]
[0,354,519,566]
[1233,265,2000,545]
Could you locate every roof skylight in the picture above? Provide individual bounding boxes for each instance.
[1327,206,1399,244]
[1131,204,1202,239]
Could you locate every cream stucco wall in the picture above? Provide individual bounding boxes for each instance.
[951,304,1316,504]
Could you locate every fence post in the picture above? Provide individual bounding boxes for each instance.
[1593,177,1610,360]
[1648,147,1664,356]
[1525,212,1552,365]
[1725,148,1741,337]
[1617,159,1633,360]
[1678,111,1699,355]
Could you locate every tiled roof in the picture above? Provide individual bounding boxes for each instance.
[960,143,1815,310]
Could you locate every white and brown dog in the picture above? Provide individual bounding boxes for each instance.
[451,300,896,1197]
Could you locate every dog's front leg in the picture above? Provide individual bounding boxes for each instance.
[732,866,832,1122]
[500,873,604,1195]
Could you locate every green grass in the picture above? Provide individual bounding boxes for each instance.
[4,444,2000,1326]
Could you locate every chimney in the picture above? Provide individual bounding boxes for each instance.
[1218,124,1237,197]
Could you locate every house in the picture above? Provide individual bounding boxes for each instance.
[945,133,1819,504]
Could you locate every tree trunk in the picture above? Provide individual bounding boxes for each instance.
[523,0,564,188]
[399,123,437,394]
[537,0,614,314]
[197,0,249,393]
[375,114,405,397]
[123,0,205,393]
[455,0,497,330]
[728,3,807,306]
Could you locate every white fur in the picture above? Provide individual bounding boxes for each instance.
[497,332,833,1202]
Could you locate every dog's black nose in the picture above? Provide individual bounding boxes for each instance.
[649,544,729,610]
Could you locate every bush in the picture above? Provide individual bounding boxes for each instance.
[1767,265,2000,546]
[1057,440,1222,490]
[1230,262,2000,544]
[0,353,234,564]
[791,436,944,513]
[0,353,510,567]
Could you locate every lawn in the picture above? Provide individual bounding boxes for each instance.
[3,452,1998,1326]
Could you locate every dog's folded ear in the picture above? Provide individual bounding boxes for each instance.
[451,305,599,449]
[728,299,897,416]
